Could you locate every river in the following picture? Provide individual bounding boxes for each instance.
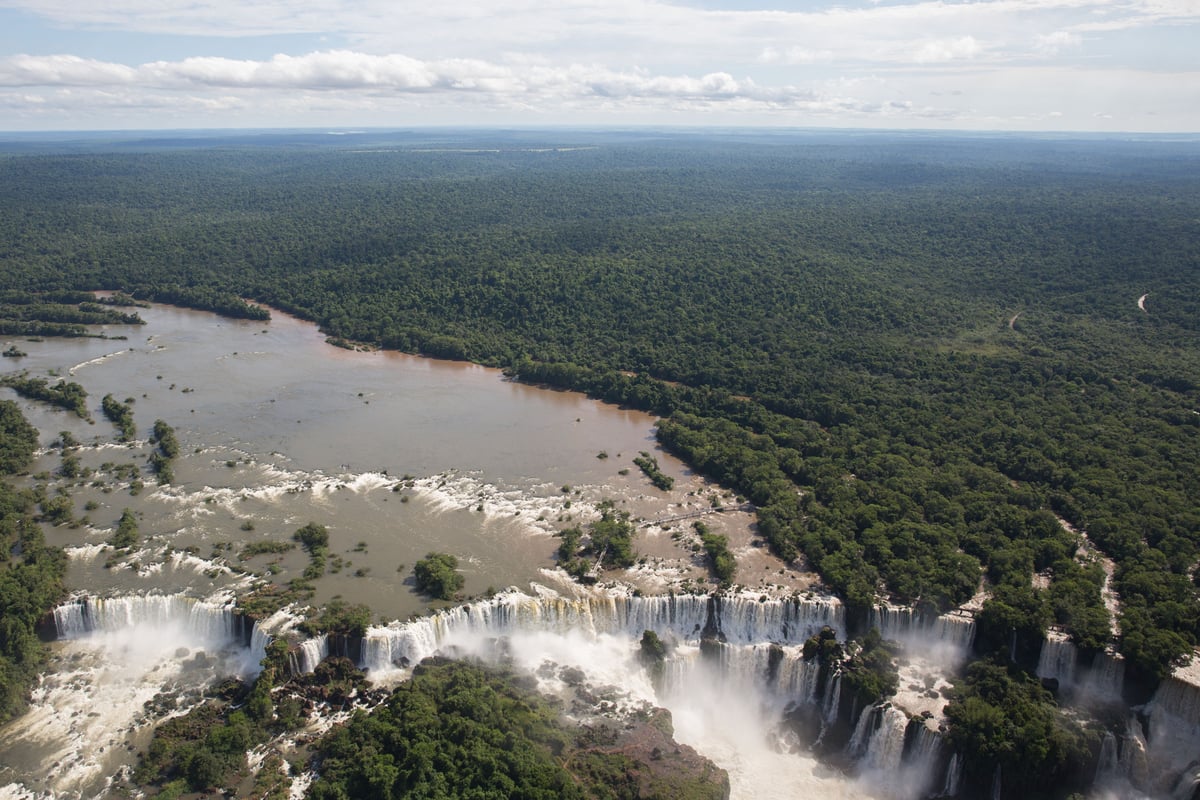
[3,303,762,617]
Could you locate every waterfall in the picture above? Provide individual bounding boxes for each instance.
[1035,631,1077,692]
[853,711,949,800]
[661,640,822,700]
[823,673,842,723]
[942,753,962,797]
[847,705,880,758]
[1080,649,1125,704]
[293,634,330,675]
[902,722,944,785]
[866,605,976,663]
[52,593,240,644]
[715,594,846,643]
[1096,732,1120,782]
[358,589,846,672]
[1170,768,1200,800]
[1144,668,1200,796]
[862,705,909,771]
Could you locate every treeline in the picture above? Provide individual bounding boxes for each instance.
[0,135,1197,690]
[130,286,269,321]
[0,400,66,723]
[0,290,144,330]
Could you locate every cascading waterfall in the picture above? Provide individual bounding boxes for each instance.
[1035,634,1127,706]
[900,722,948,800]
[9,592,270,799]
[847,705,880,758]
[866,605,976,664]
[1035,631,1078,691]
[941,753,962,797]
[1143,670,1200,797]
[49,593,300,677]
[53,593,242,644]
[861,705,909,771]
[30,587,982,800]
[351,588,972,800]
[291,634,330,675]
[1081,649,1126,704]
[359,589,846,672]
[851,707,949,800]
[823,673,842,723]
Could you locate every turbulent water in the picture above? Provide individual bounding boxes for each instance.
[6,587,977,800]
[4,305,1196,800]
[4,304,756,615]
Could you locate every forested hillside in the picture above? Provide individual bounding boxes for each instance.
[1,129,1198,690]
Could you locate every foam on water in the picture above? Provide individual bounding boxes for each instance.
[0,593,262,799]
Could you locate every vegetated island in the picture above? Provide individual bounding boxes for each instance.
[0,128,1198,799]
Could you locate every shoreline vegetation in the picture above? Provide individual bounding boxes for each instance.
[1,130,1198,798]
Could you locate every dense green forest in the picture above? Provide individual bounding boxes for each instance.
[307,658,727,800]
[0,130,1198,790]
[0,399,66,723]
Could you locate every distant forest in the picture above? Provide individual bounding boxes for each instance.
[1,129,1198,693]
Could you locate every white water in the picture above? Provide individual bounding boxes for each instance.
[358,588,845,672]
[352,586,975,800]
[1035,633,1126,706]
[867,605,976,665]
[0,594,267,799]
[1037,630,1079,690]
[3,586,985,800]
[1143,667,1200,799]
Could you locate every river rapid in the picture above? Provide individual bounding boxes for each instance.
[3,303,758,614]
[2,303,828,800]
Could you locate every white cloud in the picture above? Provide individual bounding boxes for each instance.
[1034,30,1082,53]
[913,36,984,63]
[0,0,1197,129]
[758,46,834,65]
[0,54,136,86]
[0,51,818,106]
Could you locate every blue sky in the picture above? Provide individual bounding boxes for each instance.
[0,0,1196,132]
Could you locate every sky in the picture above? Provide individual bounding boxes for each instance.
[0,0,1196,132]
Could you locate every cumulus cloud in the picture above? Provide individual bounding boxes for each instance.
[0,50,820,107]
[0,0,1197,130]
[0,54,136,86]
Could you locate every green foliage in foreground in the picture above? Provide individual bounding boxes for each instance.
[307,659,727,800]
[412,552,464,600]
[133,640,301,796]
[945,658,1097,799]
